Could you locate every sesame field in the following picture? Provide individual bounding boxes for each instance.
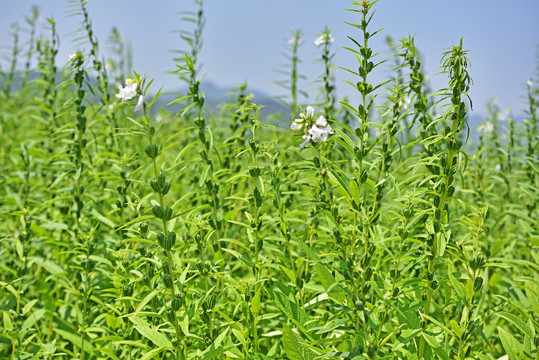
[0,1,538,359]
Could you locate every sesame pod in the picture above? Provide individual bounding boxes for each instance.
[162,261,170,275]
[164,207,173,221]
[166,308,176,323]
[474,276,483,292]
[157,173,166,186]
[139,223,149,238]
[152,205,163,219]
[162,274,173,288]
[172,294,183,311]
[150,179,160,193]
[365,268,373,281]
[157,233,166,249]
[144,144,159,159]
[147,264,155,278]
[161,182,171,195]
[164,232,176,251]
[360,169,368,183]
[200,311,210,324]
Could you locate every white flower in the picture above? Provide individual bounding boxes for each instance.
[495,164,501,171]
[116,79,138,101]
[308,116,333,143]
[290,121,302,131]
[300,134,311,149]
[526,79,532,87]
[315,115,327,127]
[134,95,145,112]
[288,37,298,46]
[305,105,315,119]
[477,121,494,134]
[314,33,335,47]
[400,96,410,110]
[69,53,77,61]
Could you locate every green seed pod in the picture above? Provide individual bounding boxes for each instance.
[367,346,377,358]
[355,299,364,312]
[144,144,159,159]
[162,261,170,275]
[163,207,173,221]
[200,311,210,324]
[162,274,173,288]
[164,232,176,251]
[152,205,163,219]
[147,264,155,278]
[166,308,176,323]
[157,233,166,248]
[172,294,183,311]
[138,246,147,257]
[150,179,160,193]
[365,267,373,281]
[474,277,483,292]
[360,169,368,183]
[249,166,261,178]
[139,223,149,238]
[392,287,400,297]
[157,173,166,186]
[447,185,455,197]
[161,182,171,195]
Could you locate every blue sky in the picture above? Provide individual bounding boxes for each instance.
[1,0,538,116]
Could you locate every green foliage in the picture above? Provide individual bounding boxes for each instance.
[0,1,537,360]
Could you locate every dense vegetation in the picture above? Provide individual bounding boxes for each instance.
[0,1,537,359]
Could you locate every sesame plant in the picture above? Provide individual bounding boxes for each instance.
[0,1,538,360]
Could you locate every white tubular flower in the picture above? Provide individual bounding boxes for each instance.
[400,96,410,110]
[300,134,311,149]
[526,79,532,87]
[288,37,298,46]
[134,95,145,112]
[116,79,138,101]
[315,115,327,127]
[308,116,333,143]
[290,121,303,131]
[305,105,315,119]
[314,33,335,47]
[477,121,494,134]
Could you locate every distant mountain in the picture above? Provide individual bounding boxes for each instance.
[156,80,290,124]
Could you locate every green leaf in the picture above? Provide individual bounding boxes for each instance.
[29,257,66,276]
[250,287,261,314]
[139,347,166,360]
[129,316,172,348]
[448,273,465,299]
[282,325,316,360]
[91,208,115,228]
[200,327,232,360]
[116,215,154,231]
[498,326,523,360]
[495,312,533,340]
